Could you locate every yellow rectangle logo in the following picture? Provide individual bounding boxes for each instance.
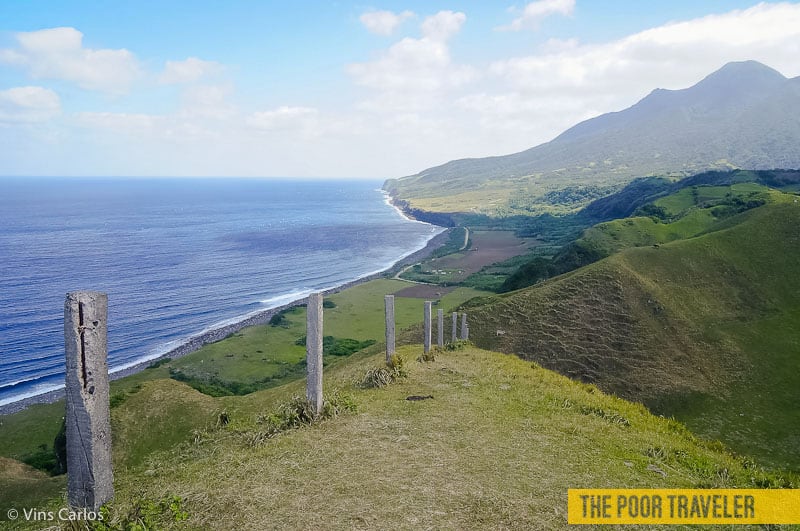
[568,489,800,525]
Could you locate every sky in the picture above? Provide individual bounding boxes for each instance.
[1,0,799,179]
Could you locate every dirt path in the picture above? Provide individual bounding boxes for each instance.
[460,227,470,251]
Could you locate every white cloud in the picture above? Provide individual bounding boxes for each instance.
[159,57,224,84]
[420,10,466,41]
[348,11,474,112]
[74,111,160,132]
[178,84,237,120]
[0,27,141,94]
[499,0,575,31]
[247,106,318,132]
[359,10,415,36]
[0,86,61,123]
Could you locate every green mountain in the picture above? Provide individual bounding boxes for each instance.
[463,195,800,471]
[385,61,800,216]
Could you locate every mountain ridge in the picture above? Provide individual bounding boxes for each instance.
[385,60,800,215]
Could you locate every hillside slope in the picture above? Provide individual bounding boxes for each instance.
[385,61,800,215]
[465,202,800,470]
[4,346,795,530]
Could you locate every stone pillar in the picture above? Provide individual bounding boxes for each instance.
[64,291,113,511]
[306,293,323,415]
[437,309,444,348]
[423,301,432,354]
[460,313,468,340]
[384,295,395,362]
[452,312,458,343]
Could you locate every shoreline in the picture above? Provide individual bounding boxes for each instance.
[0,227,451,417]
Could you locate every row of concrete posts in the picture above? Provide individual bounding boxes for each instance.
[61,291,466,511]
[384,295,468,357]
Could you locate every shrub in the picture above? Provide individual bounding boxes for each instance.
[269,309,293,327]
[146,357,171,369]
[295,335,376,356]
[443,340,471,352]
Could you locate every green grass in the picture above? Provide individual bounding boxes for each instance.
[0,458,66,515]
[6,345,795,530]
[580,209,719,254]
[161,280,485,394]
[653,183,772,217]
[0,402,65,464]
[466,201,800,472]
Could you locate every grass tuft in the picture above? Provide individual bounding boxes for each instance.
[247,390,357,448]
[360,354,407,388]
[579,405,631,427]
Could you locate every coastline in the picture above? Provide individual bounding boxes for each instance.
[0,226,451,417]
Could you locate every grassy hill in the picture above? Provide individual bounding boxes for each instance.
[3,344,796,530]
[499,178,784,292]
[464,199,800,471]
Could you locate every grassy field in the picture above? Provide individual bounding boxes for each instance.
[0,279,488,476]
[466,200,800,472]
[4,345,796,530]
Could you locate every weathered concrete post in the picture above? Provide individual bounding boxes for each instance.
[423,301,432,354]
[460,313,469,340]
[452,312,458,343]
[437,309,444,348]
[64,291,113,511]
[306,293,324,415]
[384,294,395,362]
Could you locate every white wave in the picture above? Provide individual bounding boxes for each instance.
[0,382,64,407]
[259,288,317,307]
[379,189,431,226]
[0,376,39,390]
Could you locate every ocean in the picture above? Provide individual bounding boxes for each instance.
[0,177,441,407]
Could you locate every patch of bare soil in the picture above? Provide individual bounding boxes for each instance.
[432,231,537,276]
[394,284,456,299]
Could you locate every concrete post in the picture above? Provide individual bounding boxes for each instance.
[460,313,468,340]
[437,309,444,348]
[64,291,113,511]
[384,295,395,363]
[423,301,432,354]
[306,293,323,415]
[452,312,458,343]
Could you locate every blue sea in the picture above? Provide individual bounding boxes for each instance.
[0,177,441,407]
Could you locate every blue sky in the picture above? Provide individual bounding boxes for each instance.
[1,1,799,178]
